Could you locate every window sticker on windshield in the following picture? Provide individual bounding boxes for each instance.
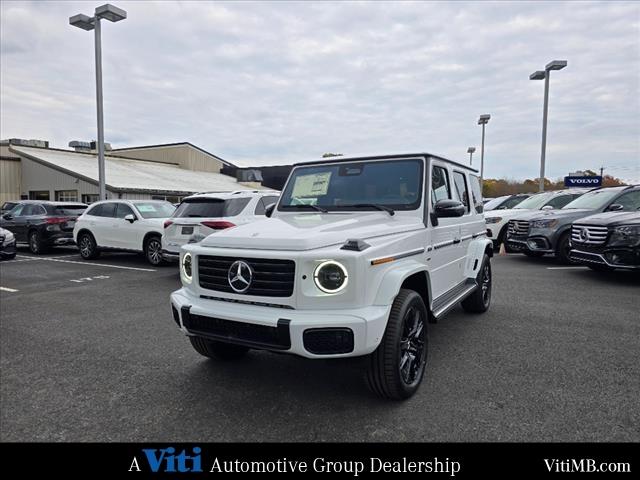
[137,205,157,212]
[291,172,332,197]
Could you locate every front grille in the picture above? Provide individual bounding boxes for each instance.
[508,220,530,237]
[571,224,608,245]
[182,308,291,350]
[303,328,354,355]
[198,255,295,297]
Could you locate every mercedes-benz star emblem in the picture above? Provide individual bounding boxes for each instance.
[580,228,589,242]
[228,260,253,293]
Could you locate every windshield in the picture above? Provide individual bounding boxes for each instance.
[279,159,423,211]
[562,188,624,210]
[514,192,557,210]
[54,205,87,216]
[173,198,250,218]
[483,196,509,210]
[133,201,176,219]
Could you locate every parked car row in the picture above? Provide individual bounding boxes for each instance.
[0,190,280,265]
[501,185,640,270]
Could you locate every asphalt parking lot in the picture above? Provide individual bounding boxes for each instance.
[1,248,638,442]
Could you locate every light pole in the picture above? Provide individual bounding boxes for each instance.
[467,147,476,165]
[70,4,127,201]
[477,114,490,195]
[530,60,567,192]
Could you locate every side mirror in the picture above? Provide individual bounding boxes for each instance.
[124,214,136,223]
[541,205,554,211]
[265,203,276,218]
[607,204,624,212]
[2,213,12,220]
[434,199,465,218]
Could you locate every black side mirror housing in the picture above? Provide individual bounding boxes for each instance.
[607,204,624,212]
[265,203,275,218]
[434,199,466,218]
[2,213,12,220]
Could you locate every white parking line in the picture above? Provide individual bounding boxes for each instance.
[41,257,156,272]
[0,286,19,292]
[547,266,588,270]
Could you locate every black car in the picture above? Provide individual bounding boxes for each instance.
[569,211,640,271]
[1,201,18,214]
[0,201,88,254]
[0,227,17,260]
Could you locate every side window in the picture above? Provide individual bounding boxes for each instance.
[452,171,470,213]
[613,190,640,211]
[9,204,25,216]
[469,174,483,213]
[115,203,135,219]
[545,195,573,209]
[254,196,279,215]
[502,196,526,209]
[86,204,102,217]
[431,165,451,207]
[254,198,266,216]
[23,204,45,216]
[225,198,251,217]
[101,203,117,218]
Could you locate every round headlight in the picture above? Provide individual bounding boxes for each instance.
[181,253,193,283]
[314,260,348,293]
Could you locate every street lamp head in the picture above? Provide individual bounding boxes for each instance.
[69,14,95,31]
[467,147,476,154]
[545,60,567,71]
[529,70,546,80]
[477,114,491,125]
[95,4,127,22]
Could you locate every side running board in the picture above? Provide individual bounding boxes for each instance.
[431,278,477,319]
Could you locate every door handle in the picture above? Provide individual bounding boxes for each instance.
[453,237,461,244]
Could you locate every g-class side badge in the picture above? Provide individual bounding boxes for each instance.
[228,260,253,293]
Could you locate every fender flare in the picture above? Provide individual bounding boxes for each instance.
[464,237,493,278]
[372,260,432,307]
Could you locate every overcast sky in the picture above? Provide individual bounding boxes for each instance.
[1,1,639,182]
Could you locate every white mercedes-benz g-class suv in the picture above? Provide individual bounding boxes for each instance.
[170,153,493,399]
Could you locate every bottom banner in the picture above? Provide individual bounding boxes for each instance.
[1,443,635,477]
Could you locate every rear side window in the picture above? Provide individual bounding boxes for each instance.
[469,175,483,213]
[452,172,470,212]
[431,166,451,206]
[544,194,574,209]
[24,204,46,215]
[87,203,117,217]
[115,203,135,219]
[54,205,87,216]
[173,198,251,218]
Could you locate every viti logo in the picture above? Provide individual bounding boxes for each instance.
[129,446,203,473]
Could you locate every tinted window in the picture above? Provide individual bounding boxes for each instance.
[612,190,640,211]
[469,175,483,213]
[115,203,135,219]
[562,188,625,210]
[174,197,251,218]
[53,205,87,216]
[133,202,175,219]
[483,196,508,211]
[88,203,117,217]
[86,204,102,216]
[279,159,423,211]
[452,171,470,213]
[1,202,17,211]
[501,195,529,209]
[9,204,26,216]
[545,194,575,209]
[255,196,279,215]
[431,166,451,206]
[24,204,46,216]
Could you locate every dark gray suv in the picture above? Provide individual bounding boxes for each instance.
[506,185,640,263]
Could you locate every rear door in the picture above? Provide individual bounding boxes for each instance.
[21,204,47,241]
[1,204,26,241]
[92,203,118,247]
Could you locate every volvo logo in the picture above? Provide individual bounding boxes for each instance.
[228,260,253,293]
[580,228,590,242]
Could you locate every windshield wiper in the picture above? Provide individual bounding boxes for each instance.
[288,204,328,213]
[351,204,395,216]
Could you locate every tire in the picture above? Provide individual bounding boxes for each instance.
[495,225,508,251]
[366,289,428,400]
[28,230,47,255]
[189,336,249,360]
[462,254,492,313]
[78,232,100,259]
[555,232,575,265]
[524,251,544,258]
[145,235,164,266]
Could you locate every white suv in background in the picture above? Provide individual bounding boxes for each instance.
[74,200,176,265]
[484,189,586,249]
[161,190,280,261]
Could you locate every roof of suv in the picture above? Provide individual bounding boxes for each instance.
[184,190,280,201]
[15,200,88,206]
[293,152,479,173]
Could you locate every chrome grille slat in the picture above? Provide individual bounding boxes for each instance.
[508,220,530,237]
[571,224,608,245]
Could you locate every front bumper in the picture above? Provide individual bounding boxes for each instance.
[161,249,180,262]
[569,248,640,270]
[0,240,17,258]
[506,233,555,254]
[170,288,391,359]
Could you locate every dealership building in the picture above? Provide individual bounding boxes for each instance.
[0,139,272,204]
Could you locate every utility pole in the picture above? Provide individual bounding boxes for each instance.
[600,166,604,177]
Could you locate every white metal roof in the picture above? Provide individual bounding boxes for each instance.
[10,146,266,194]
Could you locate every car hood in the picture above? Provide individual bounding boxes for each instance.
[524,208,595,222]
[574,211,640,226]
[199,212,425,251]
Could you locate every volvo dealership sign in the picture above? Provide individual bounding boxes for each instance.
[564,176,602,187]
